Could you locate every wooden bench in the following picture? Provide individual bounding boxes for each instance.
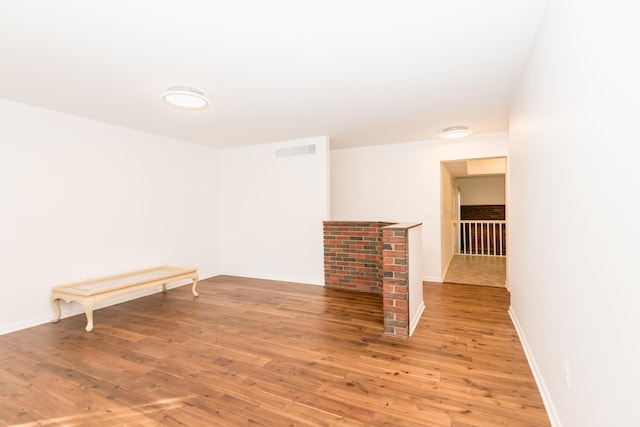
[51,266,198,332]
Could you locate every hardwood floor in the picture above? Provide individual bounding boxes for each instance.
[0,276,549,426]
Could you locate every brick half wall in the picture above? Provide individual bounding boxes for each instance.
[323,221,394,293]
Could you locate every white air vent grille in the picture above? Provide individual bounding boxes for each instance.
[276,144,316,158]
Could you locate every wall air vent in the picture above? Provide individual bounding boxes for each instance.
[275,144,316,158]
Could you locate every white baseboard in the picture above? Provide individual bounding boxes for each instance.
[509,307,562,427]
[0,271,220,336]
[218,271,324,286]
[409,301,426,336]
[0,314,55,336]
[422,275,443,283]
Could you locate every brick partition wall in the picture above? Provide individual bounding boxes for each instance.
[382,226,410,338]
[324,221,423,339]
[323,221,393,293]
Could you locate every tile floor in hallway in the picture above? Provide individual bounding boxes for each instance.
[444,254,506,287]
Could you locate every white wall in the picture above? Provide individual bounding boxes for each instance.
[219,137,329,285]
[408,224,424,336]
[331,133,508,282]
[440,164,454,276]
[0,99,221,334]
[456,175,505,205]
[508,1,640,426]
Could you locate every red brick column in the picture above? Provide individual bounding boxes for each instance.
[323,221,392,293]
[382,227,409,338]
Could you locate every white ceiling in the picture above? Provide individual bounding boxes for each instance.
[444,157,506,177]
[0,1,546,150]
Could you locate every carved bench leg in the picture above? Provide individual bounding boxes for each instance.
[51,297,61,323]
[82,297,95,332]
[192,275,199,297]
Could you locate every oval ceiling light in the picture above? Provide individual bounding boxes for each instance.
[162,85,209,110]
[440,126,472,139]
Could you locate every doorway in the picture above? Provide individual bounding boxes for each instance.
[440,157,507,287]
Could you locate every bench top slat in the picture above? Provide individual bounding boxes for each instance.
[52,266,197,296]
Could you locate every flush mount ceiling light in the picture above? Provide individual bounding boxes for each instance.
[440,126,472,139]
[162,85,209,110]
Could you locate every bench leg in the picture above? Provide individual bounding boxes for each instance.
[162,283,167,293]
[51,298,61,323]
[82,297,95,332]
[192,275,199,297]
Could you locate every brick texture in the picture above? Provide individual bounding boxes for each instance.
[460,205,505,220]
[382,228,409,338]
[323,221,393,293]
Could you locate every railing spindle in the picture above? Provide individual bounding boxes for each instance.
[492,222,496,256]
[455,220,506,257]
[474,223,478,255]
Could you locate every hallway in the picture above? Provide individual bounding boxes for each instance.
[444,255,506,287]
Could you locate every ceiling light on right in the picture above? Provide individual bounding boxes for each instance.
[440,126,472,139]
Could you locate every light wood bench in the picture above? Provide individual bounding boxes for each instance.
[51,266,198,332]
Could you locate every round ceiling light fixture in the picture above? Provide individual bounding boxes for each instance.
[162,85,209,110]
[440,126,472,139]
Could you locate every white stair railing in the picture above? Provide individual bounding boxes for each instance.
[456,220,506,256]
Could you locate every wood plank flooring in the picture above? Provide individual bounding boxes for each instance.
[0,276,549,426]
